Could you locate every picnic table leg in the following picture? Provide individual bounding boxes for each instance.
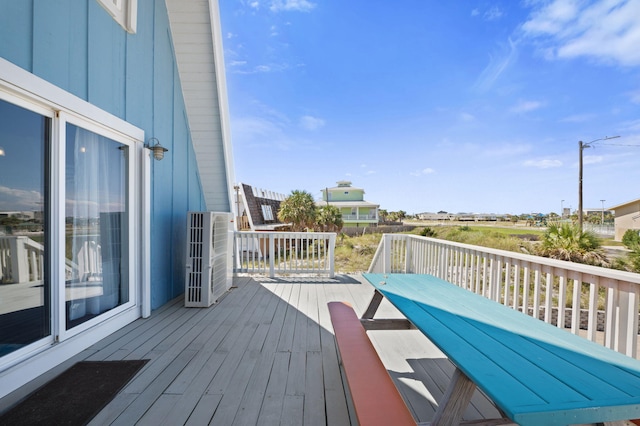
[362,289,384,319]
[360,289,415,330]
[431,368,477,426]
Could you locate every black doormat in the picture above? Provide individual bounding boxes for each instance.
[0,360,148,426]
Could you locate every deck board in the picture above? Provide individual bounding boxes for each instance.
[1,274,502,425]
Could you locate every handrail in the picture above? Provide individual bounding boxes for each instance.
[0,235,95,284]
[233,231,336,278]
[369,234,640,358]
[0,236,44,283]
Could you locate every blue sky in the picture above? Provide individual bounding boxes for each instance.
[219,0,640,215]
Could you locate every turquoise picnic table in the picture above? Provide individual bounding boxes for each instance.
[362,273,640,426]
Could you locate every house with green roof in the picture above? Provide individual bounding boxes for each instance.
[319,181,379,228]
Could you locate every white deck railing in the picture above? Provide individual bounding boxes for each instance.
[0,236,44,283]
[233,231,336,278]
[369,234,640,358]
[0,236,97,284]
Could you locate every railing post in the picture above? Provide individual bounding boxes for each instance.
[8,236,30,283]
[404,236,412,273]
[438,244,448,280]
[269,233,275,278]
[328,233,336,278]
[383,234,392,274]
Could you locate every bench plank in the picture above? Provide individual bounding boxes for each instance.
[363,273,640,426]
[328,301,415,426]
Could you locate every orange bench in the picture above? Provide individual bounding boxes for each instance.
[328,301,416,426]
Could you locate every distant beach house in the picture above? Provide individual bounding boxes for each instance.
[319,181,379,228]
[609,198,640,241]
[234,183,288,231]
[0,0,235,399]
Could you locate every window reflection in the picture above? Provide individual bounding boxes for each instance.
[65,124,129,329]
[0,99,49,357]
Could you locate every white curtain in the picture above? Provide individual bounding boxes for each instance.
[66,125,127,325]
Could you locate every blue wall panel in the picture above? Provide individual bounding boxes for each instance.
[171,102,189,300]
[150,0,177,309]
[88,1,126,117]
[124,0,154,132]
[0,0,33,71]
[1,0,214,311]
[32,1,88,99]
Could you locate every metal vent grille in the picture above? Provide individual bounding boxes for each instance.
[185,212,232,307]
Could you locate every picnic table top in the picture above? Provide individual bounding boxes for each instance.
[362,273,640,426]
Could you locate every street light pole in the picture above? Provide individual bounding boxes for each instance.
[601,199,606,225]
[578,136,620,232]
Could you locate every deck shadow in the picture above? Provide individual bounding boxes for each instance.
[252,274,362,285]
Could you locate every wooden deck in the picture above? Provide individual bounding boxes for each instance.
[3,274,501,425]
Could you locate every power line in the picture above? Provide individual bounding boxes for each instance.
[596,143,640,147]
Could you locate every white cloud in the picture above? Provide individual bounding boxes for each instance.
[583,154,603,165]
[410,168,436,177]
[559,113,596,122]
[460,112,476,122]
[522,0,581,35]
[522,0,640,67]
[523,159,563,168]
[471,6,504,20]
[473,38,518,92]
[484,6,504,21]
[629,89,640,104]
[270,0,316,12]
[231,63,291,74]
[0,186,43,211]
[485,143,532,157]
[510,100,544,113]
[620,118,640,132]
[299,115,325,130]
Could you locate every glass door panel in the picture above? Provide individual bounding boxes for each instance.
[0,99,50,357]
[65,124,129,329]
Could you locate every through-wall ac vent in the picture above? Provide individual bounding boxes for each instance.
[185,211,233,307]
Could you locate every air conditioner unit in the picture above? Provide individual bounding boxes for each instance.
[185,211,233,307]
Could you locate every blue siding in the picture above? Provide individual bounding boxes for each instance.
[0,0,209,310]
[171,105,189,299]
[0,1,33,70]
[88,1,126,116]
[125,0,153,130]
[33,1,89,99]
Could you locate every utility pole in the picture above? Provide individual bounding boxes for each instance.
[578,136,620,232]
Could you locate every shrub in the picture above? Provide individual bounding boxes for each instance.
[420,227,436,237]
[622,229,640,249]
[536,222,609,267]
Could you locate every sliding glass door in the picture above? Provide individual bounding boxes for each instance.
[65,123,130,330]
[0,99,50,357]
[0,90,140,363]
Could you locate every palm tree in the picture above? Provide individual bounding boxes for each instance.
[316,205,343,232]
[277,190,317,232]
[537,222,608,267]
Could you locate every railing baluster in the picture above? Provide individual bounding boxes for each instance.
[544,267,553,324]
[557,270,567,329]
